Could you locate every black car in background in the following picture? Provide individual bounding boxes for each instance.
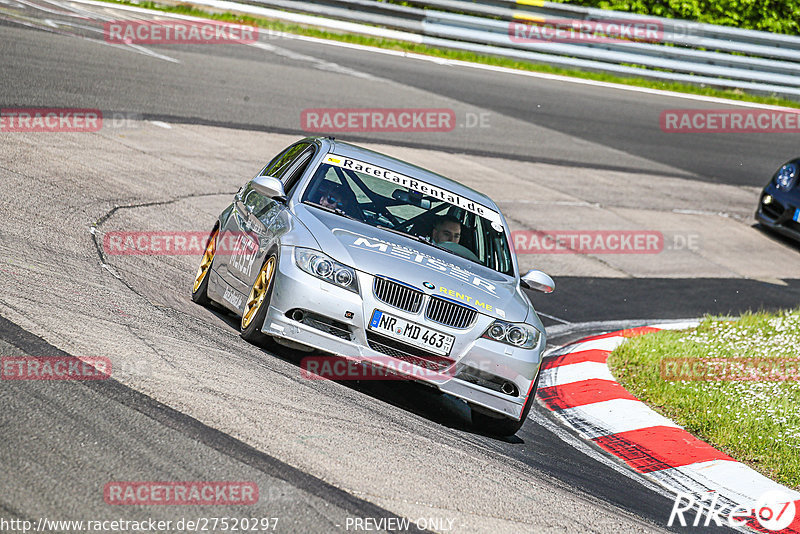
[756,159,800,242]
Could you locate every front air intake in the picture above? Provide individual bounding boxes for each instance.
[373,277,423,313]
[425,297,477,329]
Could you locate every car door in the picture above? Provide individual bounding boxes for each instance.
[218,143,314,294]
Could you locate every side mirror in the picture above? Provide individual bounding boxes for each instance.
[251,175,286,200]
[521,270,555,293]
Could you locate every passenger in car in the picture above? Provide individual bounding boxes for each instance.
[316,182,345,210]
[431,214,481,263]
[431,215,462,245]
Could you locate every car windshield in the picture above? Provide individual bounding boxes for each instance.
[301,154,514,275]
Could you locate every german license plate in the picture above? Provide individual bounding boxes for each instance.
[793,208,800,222]
[369,310,454,356]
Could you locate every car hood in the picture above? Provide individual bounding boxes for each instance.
[293,203,532,323]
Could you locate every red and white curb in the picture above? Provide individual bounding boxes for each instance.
[538,323,800,533]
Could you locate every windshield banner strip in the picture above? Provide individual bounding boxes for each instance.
[323,154,503,227]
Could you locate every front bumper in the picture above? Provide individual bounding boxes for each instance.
[756,187,800,242]
[259,246,544,420]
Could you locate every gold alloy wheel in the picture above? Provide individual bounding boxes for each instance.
[241,256,276,330]
[193,229,218,293]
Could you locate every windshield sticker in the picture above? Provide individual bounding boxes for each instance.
[344,233,498,296]
[324,154,503,227]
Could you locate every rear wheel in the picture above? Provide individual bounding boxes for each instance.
[191,227,218,306]
[240,252,277,343]
[471,369,541,437]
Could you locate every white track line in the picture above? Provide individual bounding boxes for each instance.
[560,336,628,353]
[539,361,614,387]
[652,460,800,508]
[545,323,799,534]
[559,398,681,439]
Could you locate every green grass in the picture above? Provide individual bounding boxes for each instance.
[608,310,800,489]
[98,0,800,109]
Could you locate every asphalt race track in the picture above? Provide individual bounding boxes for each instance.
[1,0,799,532]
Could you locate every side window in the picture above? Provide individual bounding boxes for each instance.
[282,148,315,195]
[491,232,512,274]
[260,143,310,179]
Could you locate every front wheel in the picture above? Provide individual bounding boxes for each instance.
[240,252,278,343]
[191,227,218,306]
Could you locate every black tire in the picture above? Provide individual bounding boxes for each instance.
[471,369,542,437]
[240,251,278,343]
[191,227,218,306]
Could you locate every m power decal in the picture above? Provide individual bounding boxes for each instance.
[348,234,497,296]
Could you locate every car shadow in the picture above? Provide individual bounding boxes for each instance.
[204,304,525,441]
[273,347,476,433]
[752,222,800,253]
[283,350,527,443]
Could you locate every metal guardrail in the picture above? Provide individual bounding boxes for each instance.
[189,0,800,99]
[415,0,800,57]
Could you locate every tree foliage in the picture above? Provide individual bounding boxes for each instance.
[553,0,800,34]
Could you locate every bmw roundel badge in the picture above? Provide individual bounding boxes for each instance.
[423,282,435,290]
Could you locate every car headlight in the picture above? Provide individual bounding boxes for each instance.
[482,320,540,349]
[294,248,359,294]
[775,163,797,191]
